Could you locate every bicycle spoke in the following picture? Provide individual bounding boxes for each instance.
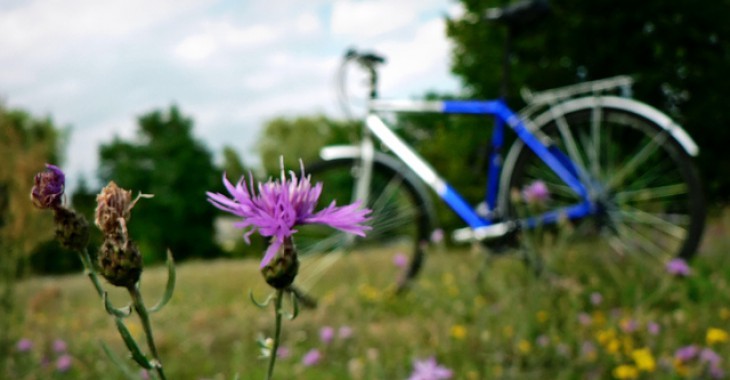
[614,206,688,240]
[615,183,688,203]
[590,102,603,178]
[607,131,668,190]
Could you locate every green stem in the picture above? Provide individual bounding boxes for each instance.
[266,289,284,380]
[129,285,167,380]
[77,248,105,298]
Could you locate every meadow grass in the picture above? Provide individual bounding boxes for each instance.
[6,212,730,380]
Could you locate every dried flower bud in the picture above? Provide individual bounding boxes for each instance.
[31,164,65,209]
[53,207,90,251]
[95,181,151,238]
[98,239,143,288]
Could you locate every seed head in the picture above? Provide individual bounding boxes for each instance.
[31,164,65,209]
[97,238,143,288]
[95,181,151,238]
[53,207,90,251]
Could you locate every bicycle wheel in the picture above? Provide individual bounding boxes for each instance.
[294,158,431,292]
[501,102,705,264]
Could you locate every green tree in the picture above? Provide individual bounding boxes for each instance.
[98,105,221,262]
[447,0,730,202]
[257,115,355,175]
[0,103,64,371]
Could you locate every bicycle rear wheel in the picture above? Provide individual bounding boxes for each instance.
[502,103,705,265]
[294,158,431,293]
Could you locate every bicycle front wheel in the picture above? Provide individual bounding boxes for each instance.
[502,101,705,264]
[294,158,431,293]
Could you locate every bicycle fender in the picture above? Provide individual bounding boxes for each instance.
[319,145,439,233]
[530,96,699,156]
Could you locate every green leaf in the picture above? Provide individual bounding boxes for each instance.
[148,250,176,313]
[103,292,132,318]
[100,341,143,380]
[114,317,152,370]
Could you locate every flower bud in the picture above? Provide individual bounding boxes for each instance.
[95,181,134,238]
[98,239,143,288]
[31,164,65,209]
[53,207,90,251]
[261,247,299,289]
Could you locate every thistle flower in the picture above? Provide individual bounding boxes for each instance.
[53,339,67,353]
[16,338,32,353]
[55,354,72,373]
[95,181,151,239]
[408,357,453,380]
[30,164,65,209]
[95,182,150,288]
[302,349,322,366]
[674,345,699,362]
[207,161,371,268]
[320,326,335,344]
[522,180,549,204]
[666,258,691,277]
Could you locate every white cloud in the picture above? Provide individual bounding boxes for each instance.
[174,21,283,62]
[331,0,417,38]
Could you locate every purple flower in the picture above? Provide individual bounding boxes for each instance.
[522,180,549,204]
[393,253,408,268]
[700,348,722,367]
[430,229,444,243]
[577,312,592,326]
[276,346,291,359]
[320,326,335,344]
[16,338,33,353]
[590,292,603,306]
[302,349,322,366]
[207,162,371,267]
[55,354,72,373]
[647,322,661,335]
[31,164,65,209]
[666,258,691,276]
[408,357,453,380]
[674,345,699,362]
[338,326,354,340]
[53,339,67,353]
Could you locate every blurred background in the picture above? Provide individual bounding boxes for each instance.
[3,0,730,378]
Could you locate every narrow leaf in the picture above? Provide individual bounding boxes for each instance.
[149,250,176,313]
[103,292,133,318]
[100,341,141,380]
[114,318,152,370]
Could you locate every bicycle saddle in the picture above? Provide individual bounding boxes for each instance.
[485,0,550,28]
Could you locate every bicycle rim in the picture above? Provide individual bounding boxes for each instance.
[293,158,428,293]
[505,107,705,266]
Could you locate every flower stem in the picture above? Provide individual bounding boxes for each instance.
[129,284,167,380]
[266,289,284,380]
[77,248,104,298]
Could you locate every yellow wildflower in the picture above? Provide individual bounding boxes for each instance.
[613,364,639,380]
[536,310,549,323]
[450,324,467,340]
[706,327,729,345]
[631,347,656,372]
[518,339,532,354]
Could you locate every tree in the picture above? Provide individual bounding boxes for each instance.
[447,0,730,202]
[257,115,355,175]
[98,105,221,262]
[0,103,64,369]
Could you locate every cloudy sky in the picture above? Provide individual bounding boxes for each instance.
[1,0,463,191]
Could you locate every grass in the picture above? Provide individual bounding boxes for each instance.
[5,211,730,380]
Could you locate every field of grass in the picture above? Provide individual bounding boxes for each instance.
[5,212,730,380]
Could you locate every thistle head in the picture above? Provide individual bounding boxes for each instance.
[95,181,151,238]
[53,207,90,251]
[31,164,65,209]
[97,238,143,288]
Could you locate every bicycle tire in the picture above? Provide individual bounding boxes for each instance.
[501,103,705,264]
[294,158,431,292]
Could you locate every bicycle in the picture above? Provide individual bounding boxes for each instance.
[293,0,706,292]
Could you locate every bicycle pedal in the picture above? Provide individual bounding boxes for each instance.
[452,221,516,243]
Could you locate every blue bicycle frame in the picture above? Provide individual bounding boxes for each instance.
[361,98,595,238]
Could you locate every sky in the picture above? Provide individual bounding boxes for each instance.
[0,0,464,192]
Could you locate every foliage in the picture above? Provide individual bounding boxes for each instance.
[0,103,64,371]
[257,115,356,175]
[98,105,221,262]
[446,0,730,202]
